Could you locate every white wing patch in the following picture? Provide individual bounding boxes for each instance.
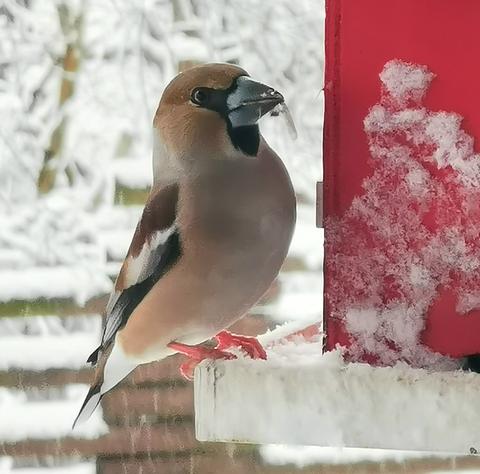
[99,226,176,351]
[124,229,173,287]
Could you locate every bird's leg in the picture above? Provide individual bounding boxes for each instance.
[167,341,237,380]
[215,330,267,360]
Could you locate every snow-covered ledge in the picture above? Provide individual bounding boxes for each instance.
[194,333,480,454]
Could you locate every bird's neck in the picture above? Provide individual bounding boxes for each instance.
[227,124,260,157]
[152,129,184,187]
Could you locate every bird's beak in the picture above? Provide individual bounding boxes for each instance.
[227,76,284,128]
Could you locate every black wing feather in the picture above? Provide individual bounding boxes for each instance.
[87,231,181,364]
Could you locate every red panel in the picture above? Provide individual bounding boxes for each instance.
[323,0,480,362]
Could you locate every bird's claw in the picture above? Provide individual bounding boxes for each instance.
[168,341,237,380]
[215,330,267,360]
[168,331,267,381]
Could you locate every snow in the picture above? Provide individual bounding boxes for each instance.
[0,268,111,306]
[0,315,101,370]
[379,59,434,106]
[0,0,322,210]
[0,460,95,474]
[0,204,142,304]
[432,471,480,474]
[112,157,151,189]
[0,194,106,269]
[0,385,108,441]
[95,206,142,262]
[288,205,324,269]
[256,272,323,322]
[170,33,209,62]
[195,343,480,452]
[325,59,480,368]
[261,445,445,467]
[258,319,321,347]
[0,198,142,270]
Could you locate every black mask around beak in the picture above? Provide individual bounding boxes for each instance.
[227,76,284,128]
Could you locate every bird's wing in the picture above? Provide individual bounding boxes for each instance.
[87,184,180,365]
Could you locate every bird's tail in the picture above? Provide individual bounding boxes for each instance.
[73,341,138,429]
[72,384,103,429]
[86,345,101,365]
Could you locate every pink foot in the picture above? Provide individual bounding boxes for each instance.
[215,331,267,360]
[167,341,237,380]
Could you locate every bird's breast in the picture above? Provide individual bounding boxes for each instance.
[179,155,296,292]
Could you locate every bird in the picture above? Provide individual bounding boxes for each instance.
[73,63,296,427]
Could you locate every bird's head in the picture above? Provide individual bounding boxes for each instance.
[154,63,284,163]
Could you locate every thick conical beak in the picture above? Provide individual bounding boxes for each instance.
[227,76,284,128]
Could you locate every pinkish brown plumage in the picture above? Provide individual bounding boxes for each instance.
[74,63,295,427]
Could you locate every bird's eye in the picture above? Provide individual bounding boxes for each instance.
[191,88,208,106]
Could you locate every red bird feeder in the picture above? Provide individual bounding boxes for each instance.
[323,0,480,368]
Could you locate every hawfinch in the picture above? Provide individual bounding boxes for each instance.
[73,63,296,427]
